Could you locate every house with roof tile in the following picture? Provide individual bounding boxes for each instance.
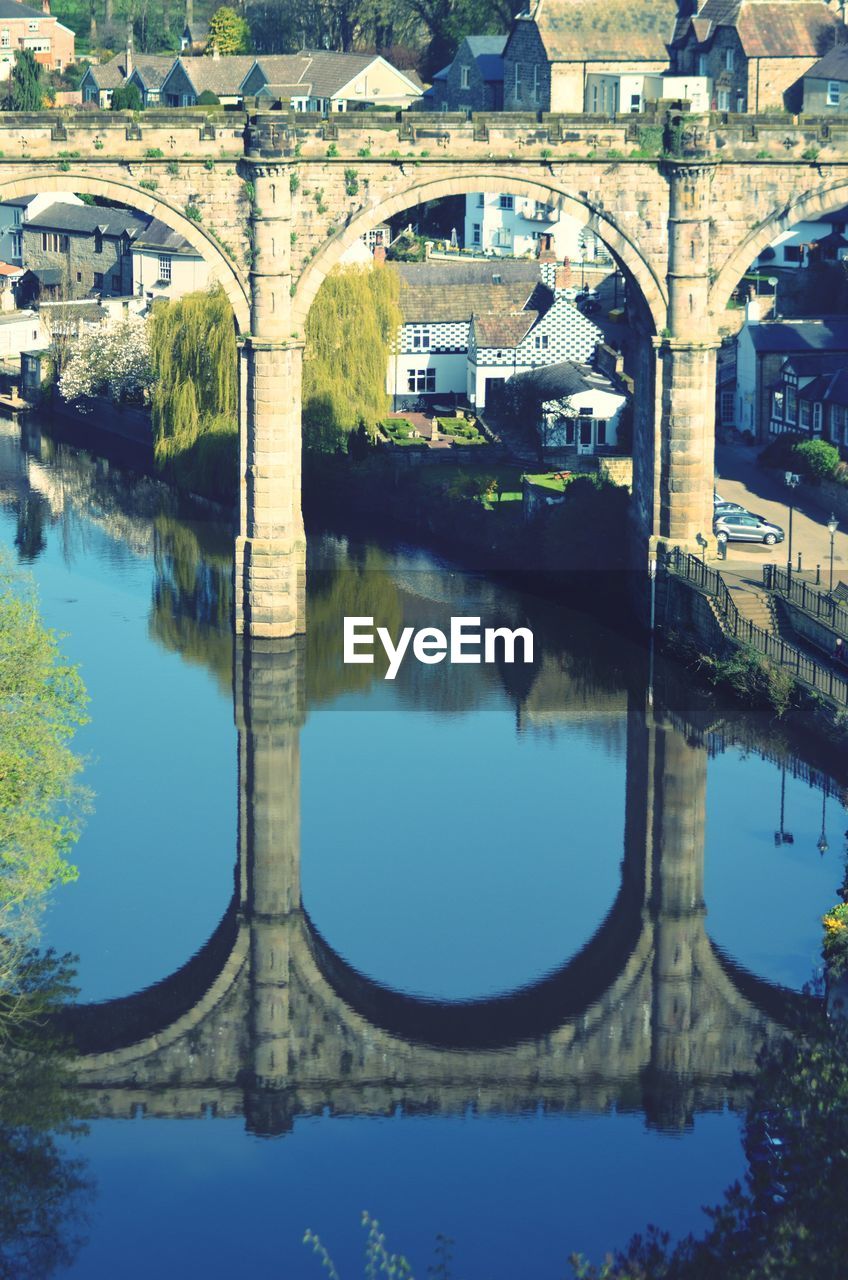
[130,218,213,303]
[0,191,82,267]
[180,17,209,53]
[734,307,848,439]
[160,53,256,106]
[386,258,603,411]
[21,201,149,301]
[429,35,507,111]
[503,0,678,113]
[0,0,74,80]
[802,42,848,113]
[769,353,848,452]
[670,0,841,113]
[501,353,631,456]
[243,50,423,113]
[80,37,173,107]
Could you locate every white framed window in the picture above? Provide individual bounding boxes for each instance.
[477,193,484,207]
[725,47,735,71]
[10,232,21,259]
[720,390,734,423]
[0,30,9,48]
[812,401,823,432]
[27,19,38,31]
[493,228,512,247]
[410,326,430,350]
[40,231,69,252]
[472,222,481,245]
[499,195,514,210]
[828,80,841,107]
[460,64,470,89]
[799,400,811,429]
[772,389,784,419]
[11,207,21,225]
[717,89,730,111]
[158,254,172,282]
[698,53,707,76]
[531,64,540,101]
[534,334,549,350]
[592,84,598,111]
[407,368,436,393]
[786,386,797,424]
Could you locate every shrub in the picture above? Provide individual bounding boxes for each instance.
[793,437,840,482]
[823,902,848,979]
[196,90,220,106]
[111,83,142,111]
[144,147,164,159]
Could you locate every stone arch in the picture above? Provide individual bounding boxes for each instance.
[710,178,848,316]
[291,172,667,334]
[0,169,250,331]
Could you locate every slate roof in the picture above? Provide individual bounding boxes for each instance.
[399,280,540,323]
[675,0,840,56]
[245,50,419,98]
[508,359,623,399]
[130,56,175,89]
[0,0,51,18]
[795,370,848,402]
[84,53,129,89]
[396,260,541,287]
[532,0,679,62]
[25,203,149,238]
[473,310,539,347]
[804,42,848,82]
[130,218,195,255]
[782,351,848,374]
[748,317,848,352]
[463,35,508,80]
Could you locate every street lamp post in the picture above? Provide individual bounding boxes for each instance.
[785,471,800,579]
[767,274,779,319]
[827,513,839,592]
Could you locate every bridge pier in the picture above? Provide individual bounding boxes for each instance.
[235,164,306,639]
[652,163,719,556]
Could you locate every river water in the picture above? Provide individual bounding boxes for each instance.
[1,417,845,1279]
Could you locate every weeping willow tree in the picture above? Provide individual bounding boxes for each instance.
[148,286,239,502]
[303,264,401,454]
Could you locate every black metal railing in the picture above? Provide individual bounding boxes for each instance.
[662,548,848,706]
[763,564,848,643]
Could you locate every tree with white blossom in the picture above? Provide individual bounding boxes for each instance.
[58,317,153,406]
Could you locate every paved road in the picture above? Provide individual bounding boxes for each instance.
[714,442,848,589]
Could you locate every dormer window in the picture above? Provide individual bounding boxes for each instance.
[725,48,735,71]
[460,65,470,89]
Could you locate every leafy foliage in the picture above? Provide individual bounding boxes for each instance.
[7,49,43,111]
[58,316,152,405]
[303,265,400,453]
[0,560,88,962]
[148,286,238,500]
[110,81,143,110]
[208,5,251,53]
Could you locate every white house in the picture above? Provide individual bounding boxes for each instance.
[386,259,603,412]
[0,192,83,268]
[130,218,213,303]
[0,309,44,359]
[243,50,423,113]
[463,194,607,263]
[467,270,604,409]
[583,71,711,113]
[754,211,848,270]
[505,357,630,455]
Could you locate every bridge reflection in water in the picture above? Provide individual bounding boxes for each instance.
[62,638,815,1137]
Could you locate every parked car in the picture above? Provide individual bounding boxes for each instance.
[714,500,749,516]
[714,512,785,545]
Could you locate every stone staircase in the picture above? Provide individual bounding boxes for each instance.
[725,579,778,635]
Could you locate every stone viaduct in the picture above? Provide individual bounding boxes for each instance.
[60,637,815,1136]
[4,107,848,633]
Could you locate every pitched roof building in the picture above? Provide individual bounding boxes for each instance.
[244,50,423,112]
[429,35,508,111]
[670,0,841,112]
[802,41,848,113]
[504,0,678,112]
[0,0,74,79]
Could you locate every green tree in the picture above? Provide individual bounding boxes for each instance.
[303,264,401,453]
[111,81,143,111]
[148,286,238,501]
[196,89,221,105]
[208,6,251,54]
[0,559,89,965]
[7,49,43,111]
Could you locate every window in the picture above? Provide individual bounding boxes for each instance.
[812,401,823,433]
[783,244,802,263]
[799,400,811,428]
[717,89,730,111]
[10,232,21,259]
[630,94,641,112]
[592,84,599,112]
[514,63,521,94]
[460,64,470,89]
[0,30,9,48]
[698,53,707,76]
[158,254,172,282]
[534,334,549,350]
[493,227,512,247]
[786,386,797,424]
[94,229,103,254]
[565,420,576,446]
[407,368,436,393]
[40,232,69,252]
[93,271,103,288]
[472,222,481,245]
[828,81,841,107]
[76,271,82,282]
[410,326,429,350]
[27,19,38,31]
[531,65,540,102]
[596,420,607,446]
[11,207,20,225]
[111,274,121,292]
[720,390,734,423]
[772,389,784,419]
[477,193,484,207]
[725,47,735,71]
[499,195,514,210]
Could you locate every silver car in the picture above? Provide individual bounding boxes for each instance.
[714,512,785,546]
